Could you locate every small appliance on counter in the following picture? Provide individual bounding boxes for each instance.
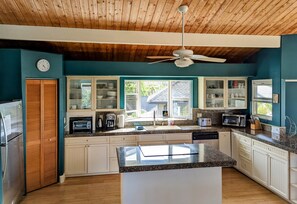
[222,114,246,127]
[69,117,92,134]
[117,114,125,128]
[105,113,116,130]
[198,118,212,127]
[96,115,104,131]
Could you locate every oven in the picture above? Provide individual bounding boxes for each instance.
[192,131,219,149]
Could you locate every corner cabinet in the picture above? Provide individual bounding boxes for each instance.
[67,76,120,112]
[198,77,247,109]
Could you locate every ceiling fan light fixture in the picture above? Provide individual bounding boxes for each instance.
[173,48,193,57]
[174,58,193,68]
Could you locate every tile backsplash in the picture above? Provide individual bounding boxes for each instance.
[124,108,246,127]
[193,108,246,125]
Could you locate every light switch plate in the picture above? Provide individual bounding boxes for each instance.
[271,126,280,134]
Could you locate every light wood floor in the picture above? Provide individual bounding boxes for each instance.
[21,168,288,204]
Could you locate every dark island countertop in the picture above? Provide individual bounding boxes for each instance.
[232,128,297,154]
[117,143,236,173]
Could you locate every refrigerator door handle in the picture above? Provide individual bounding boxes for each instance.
[0,112,8,180]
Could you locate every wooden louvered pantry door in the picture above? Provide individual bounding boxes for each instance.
[26,80,58,192]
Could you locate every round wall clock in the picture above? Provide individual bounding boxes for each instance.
[36,59,50,72]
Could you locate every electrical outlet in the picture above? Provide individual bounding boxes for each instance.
[271,126,280,134]
[196,113,202,118]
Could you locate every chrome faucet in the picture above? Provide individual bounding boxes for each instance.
[153,110,156,127]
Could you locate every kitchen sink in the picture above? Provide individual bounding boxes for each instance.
[144,125,181,130]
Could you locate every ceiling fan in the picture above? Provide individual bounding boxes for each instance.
[147,5,226,68]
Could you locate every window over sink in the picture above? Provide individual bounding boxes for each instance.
[124,80,193,121]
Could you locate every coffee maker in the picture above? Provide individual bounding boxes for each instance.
[105,113,116,130]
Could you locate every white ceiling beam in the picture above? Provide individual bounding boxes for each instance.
[0,24,280,48]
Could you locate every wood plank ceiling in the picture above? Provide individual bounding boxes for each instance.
[0,0,297,62]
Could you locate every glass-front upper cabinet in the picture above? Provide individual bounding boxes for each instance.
[67,77,93,111]
[227,79,247,109]
[94,77,119,110]
[204,79,225,109]
[199,77,247,109]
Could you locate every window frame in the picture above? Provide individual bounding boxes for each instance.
[252,79,273,121]
[124,79,193,121]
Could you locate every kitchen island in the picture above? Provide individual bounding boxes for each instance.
[117,143,236,204]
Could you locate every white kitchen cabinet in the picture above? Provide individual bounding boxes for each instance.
[137,133,191,146]
[252,139,289,199]
[198,77,225,109]
[66,76,120,112]
[166,133,192,144]
[232,132,253,177]
[65,137,109,176]
[93,77,120,111]
[198,77,247,109]
[219,132,231,156]
[87,144,109,173]
[109,135,137,173]
[252,146,268,186]
[65,144,87,175]
[231,132,240,169]
[137,134,166,146]
[269,154,288,198]
[67,77,93,111]
[290,153,297,203]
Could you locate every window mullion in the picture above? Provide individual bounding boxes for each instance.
[137,80,141,118]
[168,80,172,118]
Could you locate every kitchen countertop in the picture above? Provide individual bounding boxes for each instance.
[117,143,236,173]
[232,128,297,154]
[65,125,297,154]
[64,125,231,137]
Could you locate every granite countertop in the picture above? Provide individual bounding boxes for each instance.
[64,125,231,137]
[117,143,236,173]
[232,128,297,154]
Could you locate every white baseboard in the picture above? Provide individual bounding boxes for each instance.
[59,173,66,183]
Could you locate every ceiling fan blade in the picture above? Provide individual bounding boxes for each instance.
[146,56,176,59]
[191,55,226,63]
[148,57,179,65]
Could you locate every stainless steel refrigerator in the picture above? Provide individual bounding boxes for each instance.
[0,101,24,204]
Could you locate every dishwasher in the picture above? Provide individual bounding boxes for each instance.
[192,131,219,149]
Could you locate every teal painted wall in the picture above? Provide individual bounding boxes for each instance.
[64,61,257,77]
[284,82,297,132]
[0,49,22,203]
[247,48,282,126]
[280,35,297,128]
[281,35,297,79]
[0,49,22,101]
[20,50,65,179]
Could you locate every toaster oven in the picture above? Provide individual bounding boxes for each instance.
[222,114,246,127]
[69,117,92,134]
[198,118,212,127]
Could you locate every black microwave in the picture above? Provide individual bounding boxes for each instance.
[222,114,246,127]
[69,117,92,134]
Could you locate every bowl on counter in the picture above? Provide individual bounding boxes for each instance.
[97,95,104,99]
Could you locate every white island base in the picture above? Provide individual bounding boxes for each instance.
[121,167,222,204]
